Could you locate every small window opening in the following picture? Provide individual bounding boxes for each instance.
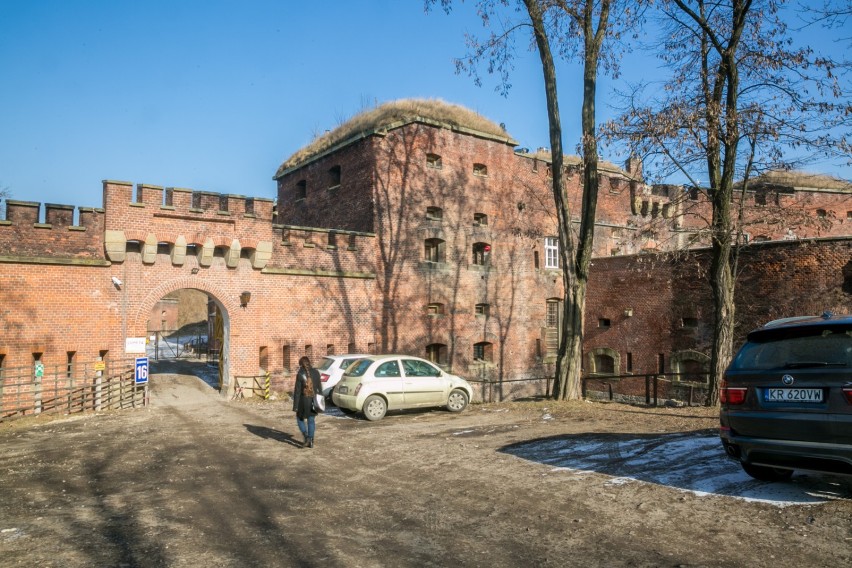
[296,180,307,200]
[66,351,76,378]
[534,250,540,269]
[328,165,341,188]
[424,238,446,263]
[472,242,491,266]
[327,344,335,356]
[682,317,699,328]
[426,303,445,316]
[426,206,443,220]
[328,232,337,248]
[426,153,442,169]
[475,303,490,316]
[816,208,827,218]
[304,344,312,358]
[426,343,448,365]
[219,195,229,212]
[473,341,493,362]
[473,213,488,226]
[598,318,611,328]
[473,163,488,177]
[626,352,633,373]
[259,346,269,371]
[282,345,291,372]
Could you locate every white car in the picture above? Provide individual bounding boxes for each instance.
[316,354,372,398]
[332,355,473,420]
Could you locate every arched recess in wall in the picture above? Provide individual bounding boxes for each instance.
[586,347,620,376]
[669,350,710,383]
[131,278,237,396]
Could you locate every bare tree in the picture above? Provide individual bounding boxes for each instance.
[428,0,639,399]
[607,0,849,405]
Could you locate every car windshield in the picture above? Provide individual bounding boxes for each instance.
[345,358,375,377]
[316,357,335,372]
[731,327,852,370]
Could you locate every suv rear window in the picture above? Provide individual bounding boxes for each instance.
[730,327,852,371]
[316,357,335,372]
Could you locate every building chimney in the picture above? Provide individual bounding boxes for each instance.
[625,155,643,179]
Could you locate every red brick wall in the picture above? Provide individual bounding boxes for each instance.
[584,238,852,376]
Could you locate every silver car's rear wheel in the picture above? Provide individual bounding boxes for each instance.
[447,389,469,413]
[362,395,387,421]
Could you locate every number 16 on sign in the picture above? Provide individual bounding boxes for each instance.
[135,357,149,385]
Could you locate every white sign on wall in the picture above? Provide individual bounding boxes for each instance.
[125,337,147,354]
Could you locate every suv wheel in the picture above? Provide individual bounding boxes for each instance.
[741,462,794,482]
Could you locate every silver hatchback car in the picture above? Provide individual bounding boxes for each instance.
[332,354,473,420]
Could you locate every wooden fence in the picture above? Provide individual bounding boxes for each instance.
[0,358,147,422]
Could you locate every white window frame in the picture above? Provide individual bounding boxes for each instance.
[544,237,559,269]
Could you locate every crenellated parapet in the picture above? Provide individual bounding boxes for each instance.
[102,180,276,268]
[99,181,376,278]
[0,199,106,261]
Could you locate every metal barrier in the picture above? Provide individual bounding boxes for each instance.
[232,373,271,400]
[468,372,710,406]
[581,372,711,406]
[0,358,147,421]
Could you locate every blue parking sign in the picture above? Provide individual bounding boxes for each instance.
[135,357,149,385]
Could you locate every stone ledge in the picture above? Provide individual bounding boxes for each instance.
[0,255,110,266]
[261,267,374,279]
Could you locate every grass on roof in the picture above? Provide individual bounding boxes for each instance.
[753,170,851,191]
[276,98,510,176]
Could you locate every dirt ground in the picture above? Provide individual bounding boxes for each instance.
[1,360,850,568]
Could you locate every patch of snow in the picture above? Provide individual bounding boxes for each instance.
[502,433,852,506]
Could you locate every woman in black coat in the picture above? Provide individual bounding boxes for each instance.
[292,356,323,448]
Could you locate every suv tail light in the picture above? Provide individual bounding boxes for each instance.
[320,373,330,383]
[720,380,747,405]
[843,387,852,405]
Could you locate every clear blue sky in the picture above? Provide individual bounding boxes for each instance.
[1,1,848,212]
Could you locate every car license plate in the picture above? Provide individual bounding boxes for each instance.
[338,386,348,395]
[764,388,823,402]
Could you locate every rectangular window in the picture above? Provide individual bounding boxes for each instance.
[327,344,335,355]
[534,250,540,269]
[305,344,312,359]
[545,237,559,269]
[626,352,633,373]
[598,318,611,328]
[535,339,542,358]
[368,342,376,354]
[347,342,356,353]
[259,346,269,371]
[282,345,291,372]
[0,353,6,379]
[546,301,559,328]
[66,351,76,378]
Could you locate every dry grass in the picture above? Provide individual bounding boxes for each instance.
[523,149,630,177]
[276,98,510,175]
[752,170,852,191]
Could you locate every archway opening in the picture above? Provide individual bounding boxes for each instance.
[147,289,230,391]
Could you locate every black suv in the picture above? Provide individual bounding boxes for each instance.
[720,313,852,481]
